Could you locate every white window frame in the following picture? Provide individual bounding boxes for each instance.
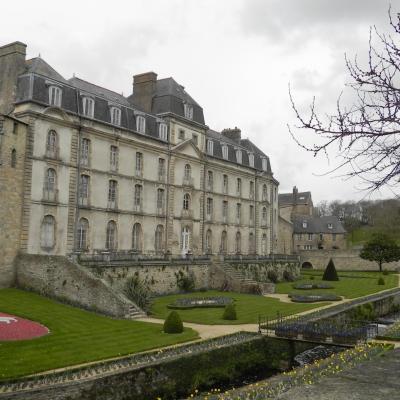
[110,145,119,171]
[82,96,95,118]
[222,144,229,160]
[159,123,168,140]
[207,140,214,155]
[327,223,333,230]
[49,86,62,107]
[136,115,146,134]
[80,138,90,166]
[184,103,193,120]
[236,149,242,164]
[135,152,143,176]
[262,157,268,171]
[110,106,121,126]
[248,153,254,168]
[302,221,308,228]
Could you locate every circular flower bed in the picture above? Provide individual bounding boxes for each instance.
[289,294,342,303]
[293,282,334,290]
[0,312,49,341]
[167,297,234,310]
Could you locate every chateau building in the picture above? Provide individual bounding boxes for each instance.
[0,41,279,280]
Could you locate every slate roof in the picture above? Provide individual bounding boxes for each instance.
[279,191,312,206]
[25,57,68,83]
[292,215,346,234]
[155,78,200,107]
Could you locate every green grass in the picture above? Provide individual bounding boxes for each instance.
[150,290,324,325]
[276,270,398,299]
[0,289,198,380]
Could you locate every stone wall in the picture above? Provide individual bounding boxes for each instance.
[15,254,134,317]
[300,249,400,271]
[278,216,293,255]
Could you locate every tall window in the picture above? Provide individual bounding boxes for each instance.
[157,188,165,210]
[181,226,190,252]
[184,164,191,180]
[249,181,254,199]
[235,231,241,253]
[308,233,313,241]
[207,140,214,155]
[236,149,242,164]
[82,97,94,118]
[136,115,146,133]
[222,200,228,221]
[108,180,117,208]
[80,138,90,166]
[79,174,90,205]
[46,130,57,158]
[207,170,213,190]
[249,205,254,226]
[110,145,118,171]
[248,153,254,167]
[262,184,268,201]
[135,152,143,176]
[236,178,242,196]
[49,86,62,107]
[222,144,229,159]
[205,229,212,253]
[158,158,166,181]
[223,174,228,194]
[236,203,241,224]
[11,149,16,168]
[41,215,55,249]
[132,223,142,252]
[221,230,227,254]
[106,220,117,250]
[192,134,198,146]
[77,218,89,251]
[206,197,213,219]
[249,232,255,254]
[44,168,57,201]
[159,123,168,140]
[184,103,193,120]
[110,107,121,126]
[183,193,191,210]
[179,129,185,140]
[134,184,142,209]
[262,207,268,225]
[262,157,268,171]
[155,225,164,252]
[261,233,267,255]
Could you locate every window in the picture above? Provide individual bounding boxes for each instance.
[106,220,117,250]
[205,229,212,253]
[274,187,277,201]
[110,145,118,171]
[327,223,333,230]
[158,158,166,181]
[44,168,57,201]
[236,149,242,164]
[333,233,337,241]
[49,86,62,107]
[79,174,90,205]
[223,174,228,194]
[319,233,324,241]
[77,218,89,251]
[262,184,268,201]
[157,188,165,210]
[13,121,18,134]
[159,123,168,140]
[262,157,268,172]
[41,215,55,249]
[82,96,94,118]
[235,231,241,253]
[184,103,193,120]
[248,153,254,167]
[110,107,121,126]
[183,193,191,210]
[249,205,254,226]
[304,245,312,250]
[207,170,213,190]
[46,130,57,158]
[10,149,16,168]
[222,200,228,221]
[236,203,241,224]
[249,181,254,199]
[297,234,302,241]
[181,226,190,251]
[207,140,214,155]
[249,232,255,254]
[302,221,307,228]
[80,138,90,166]
[108,180,118,208]
[222,144,229,160]
[132,223,142,252]
[136,115,146,133]
[135,152,143,176]
[262,207,268,225]
[184,164,191,182]
[155,225,164,252]
[179,129,185,140]
[134,184,142,209]
[308,233,313,241]
[261,233,267,255]
[192,134,198,145]
[206,198,213,219]
[236,178,242,196]
[221,231,227,253]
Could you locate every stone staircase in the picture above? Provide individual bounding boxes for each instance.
[126,304,146,319]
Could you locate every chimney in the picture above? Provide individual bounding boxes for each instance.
[221,127,241,143]
[293,186,298,204]
[132,72,157,113]
[0,41,27,114]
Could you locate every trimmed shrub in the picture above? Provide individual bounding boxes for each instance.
[267,270,278,283]
[222,304,237,320]
[176,271,195,292]
[322,258,339,281]
[163,311,184,334]
[378,277,385,285]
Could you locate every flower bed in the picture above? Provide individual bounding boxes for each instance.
[0,312,49,341]
[167,297,234,310]
[289,293,342,303]
[293,282,334,290]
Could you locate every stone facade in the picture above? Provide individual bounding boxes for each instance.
[278,216,293,254]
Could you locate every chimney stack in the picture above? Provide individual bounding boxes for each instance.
[0,41,26,114]
[132,72,157,113]
[221,127,241,143]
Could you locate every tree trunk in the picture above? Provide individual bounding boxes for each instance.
[379,260,382,272]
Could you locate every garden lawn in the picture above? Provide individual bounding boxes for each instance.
[276,270,398,299]
[150,290,324,325]
[0,289,198,380]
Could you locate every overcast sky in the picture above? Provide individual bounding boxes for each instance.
[4,0,397,203]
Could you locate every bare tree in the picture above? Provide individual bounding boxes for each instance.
[289,9,400,192]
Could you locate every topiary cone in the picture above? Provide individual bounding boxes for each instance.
[322,258,339,281]
[163,311,184,334]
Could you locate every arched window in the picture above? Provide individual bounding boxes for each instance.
[235,231,241,253]
[262,207,268,225]
[262,184,268,201]
[77,218,89,251]
[221,230,227,254]
[132,223,142,252]
[45,168,56,192]
[249,232,255,254]
[108,180,118,209]
[157,188,165,210]
[46,130,57,158]
[181,226,190,252]
[155,224,164,253]
[205,229,212,253]
[184,164,191,180]
[10,149,16,168]
[183,193,191,210]
[106,220,117,250]
[261,233,267,255]
[41,215,55,249]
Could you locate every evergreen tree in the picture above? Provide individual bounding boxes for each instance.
[322,258,339,281]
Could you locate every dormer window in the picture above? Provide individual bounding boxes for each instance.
[207,140,214,155]
[136,115,146,134]
[236,149,242,164]
[302,221,308,228]
[248,153,254,167]
[222,144,229,160]
[110,106,121,126]
[262,157,268,171]
[82,97,94,118]
[49,86,62,107]
[159,123,168,140]
[328,223,333,229]
[184,103,193,120]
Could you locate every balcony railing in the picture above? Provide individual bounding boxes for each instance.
[78,196,89,207]
[42,188,58,203]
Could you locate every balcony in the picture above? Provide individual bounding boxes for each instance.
[182,177,194,187]
[133,203,143,213]
[78,196,89,207]
[42,188,58,203]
